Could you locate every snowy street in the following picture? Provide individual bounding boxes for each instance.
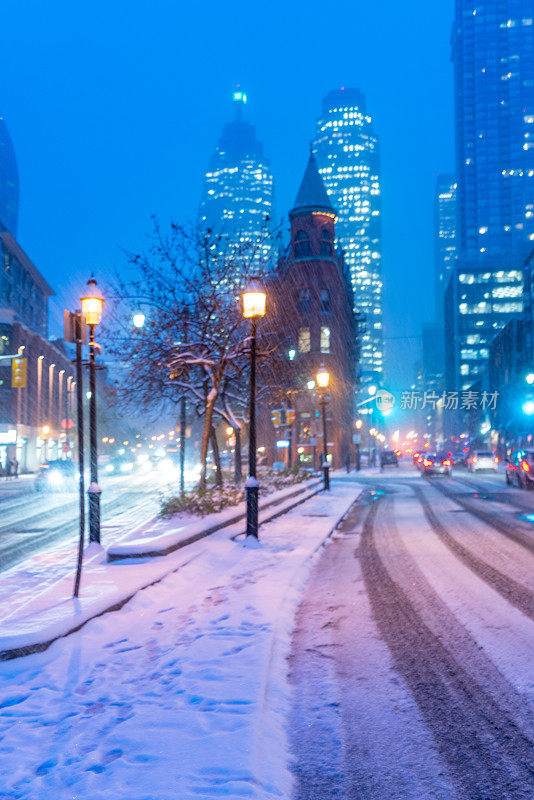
[0,471,170,572]
[290,469,534,799]
[0,468,533,799]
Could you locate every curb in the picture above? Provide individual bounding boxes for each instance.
[0,480,324,661]
[107,478,322,561]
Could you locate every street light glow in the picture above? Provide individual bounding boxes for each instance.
[368,384,377,396]
[133,312,146,328]
[242,278,266,318]
[526,373,534,385]
[523,400,534,415]
[316,370,330,389]
[80,277,104,326]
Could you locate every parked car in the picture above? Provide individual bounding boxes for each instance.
[467,450,499,472]
[34,460,77,492]
[421,453,452,477]
[380,450,398,468]
[505,450,534,489]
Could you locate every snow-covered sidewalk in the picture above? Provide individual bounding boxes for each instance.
[0,479,323,657]
[0,482,360,800]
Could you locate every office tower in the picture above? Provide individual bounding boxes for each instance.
[0,116,19,235]
[434,175,457,323]
[313,88,384,389]
[199,91,274,267]
[446,1,534,390]
[453,0,533,257]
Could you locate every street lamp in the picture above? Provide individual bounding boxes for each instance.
[316,368,330,490]
[242,278,266,539]
[81,277,104,544]
[133,312,145,329]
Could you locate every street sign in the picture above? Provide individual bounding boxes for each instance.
[11,357,27,388]
[64,310,87,345]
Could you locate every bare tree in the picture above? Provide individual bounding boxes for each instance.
[104,220,273,491]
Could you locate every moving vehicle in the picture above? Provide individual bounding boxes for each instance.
[505,450,534,489]
[467,450,499,472]
[34,460,77,492]
[421,453,452,477]
[380,450,398,468]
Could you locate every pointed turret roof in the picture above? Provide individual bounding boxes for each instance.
[290,152,335,218]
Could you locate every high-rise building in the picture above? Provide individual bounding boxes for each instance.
[199,91,274,267]
[453,1,534,261]
[0,116,19,236]
[434,175,457,324]
[446,0,534,390]
[313,88,383,389]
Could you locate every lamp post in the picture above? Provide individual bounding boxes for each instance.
[316,368,330,490]
[242,278,266,539]
[81,278,104,544]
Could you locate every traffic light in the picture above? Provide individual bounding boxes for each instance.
[271,409,282,428]
[11,357,27,388]
[285,409,296,426]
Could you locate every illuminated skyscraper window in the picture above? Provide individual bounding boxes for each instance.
[313,88,383,387]
[0,116,19,236]
[199,92,274,269]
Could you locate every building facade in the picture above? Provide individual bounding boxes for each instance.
[445,260,524,390]
[199,91,275,269]
[262,154,356,469]
[434,175,458,325]
[313,88,383,390]
[0,116,19,236]
[0,233,76,471]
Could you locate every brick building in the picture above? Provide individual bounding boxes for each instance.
[261,154,356,468]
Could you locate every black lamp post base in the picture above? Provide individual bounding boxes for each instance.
[245,477,259,538]
[88,482,102,544]
[322,461,330,491]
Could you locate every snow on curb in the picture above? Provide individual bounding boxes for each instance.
[106,478,322,559]
[0,479,322,661]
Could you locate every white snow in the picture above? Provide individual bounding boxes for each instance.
[0,483,359,800]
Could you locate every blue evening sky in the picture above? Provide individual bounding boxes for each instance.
[1,0,454,390]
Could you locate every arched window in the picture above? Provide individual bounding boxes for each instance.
[294,230,311,258]
[320,228,333,257]
[320,288,330,312]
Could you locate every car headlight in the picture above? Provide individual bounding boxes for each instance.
[48,469,64,487]
[120,462,134,473]
[105,463,115,473]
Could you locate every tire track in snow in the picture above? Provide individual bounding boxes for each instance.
[430,480,534,555]
[412,484,534,620]
[361,496,534,800]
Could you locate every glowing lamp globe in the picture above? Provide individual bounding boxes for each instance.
[80,278,104,326]
[242,279,266,319]
[316,370,330,389]
[133,312,146,329]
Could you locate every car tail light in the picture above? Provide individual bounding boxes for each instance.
[521,460,530,472]
[494,456,499,463]
[473,456,478,463]
[424,459,433,466]
[442,459,451,466]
